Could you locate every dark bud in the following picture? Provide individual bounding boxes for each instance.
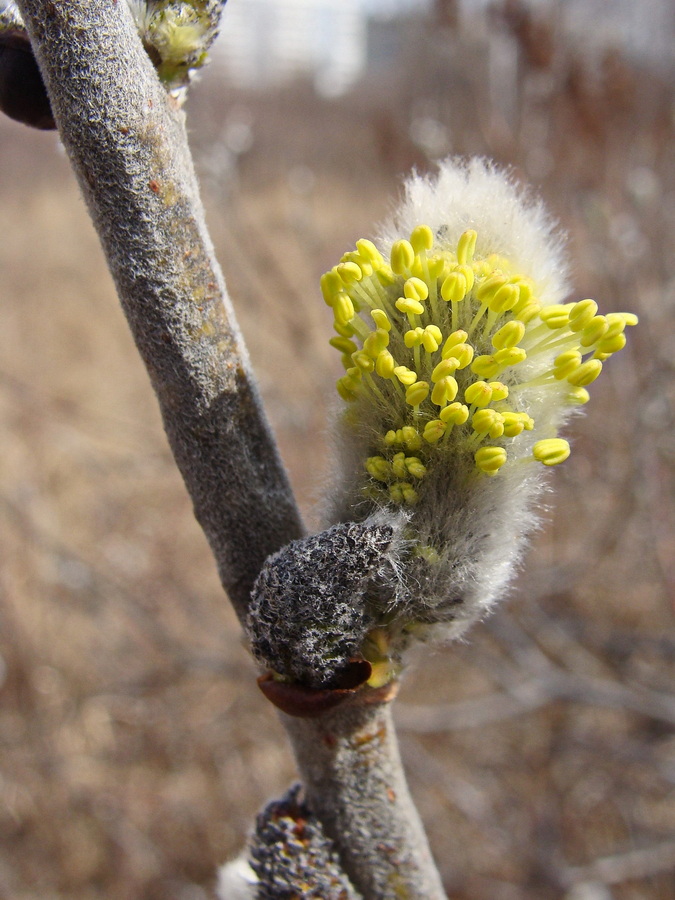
[0,32,56,130]
[251,785,360,899]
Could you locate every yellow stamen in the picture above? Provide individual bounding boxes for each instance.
[475,446,507,475]
[533,438,570,466]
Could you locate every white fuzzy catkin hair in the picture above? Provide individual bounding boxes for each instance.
[325,159,576,641]
[381,157,569,304]
[216,856,257,900]
[250,156,635,686]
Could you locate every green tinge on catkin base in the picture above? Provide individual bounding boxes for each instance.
[322,225,637,505]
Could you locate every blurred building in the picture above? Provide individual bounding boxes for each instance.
[459,0,675,73]
[214,0,368,96]
[212,0,674,99]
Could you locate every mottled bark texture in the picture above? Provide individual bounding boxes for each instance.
[15,2,447,896]
[287,699,447,900]
[15,0,303,620]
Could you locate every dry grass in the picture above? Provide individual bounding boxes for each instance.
[1,8,674,899]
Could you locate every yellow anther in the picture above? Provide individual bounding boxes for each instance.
[366,661,395,689]
[580,315,608,347]
[457,229,478,266]
[401,426,422,450]
[423,419,447,443]
[333,292,355,326]
[405,457,427,478]
[441,330,469,355]
[431,376,459,407]
[396,297,425,316]
[371,308,392,331]
[394,365,418,386]
[336,369,361,401]
[493,347,527,368]
[392,452,407,479]
[475,446,507,475]
[336,380,357,401]
[452,343,475,369]
[475,273,508,303]
[439,402,469,425]
[441,270,468,303]
[320,269,342,305]
[471,355,500,379]
[568,386,590,405]
[404,327,425,348]
[492,320,525,350]
[553,349,582,380]
[465,381,493,407]
[363,328,389,358]
[329,336,358,355]
[569,299,598,332]
[609,312,638,327]
[391,239,415,274]
[539,304,572,329]
[596,332,627,354]
[472,408,502,434]
[422,325,443,352]
[488,381,509,402]
[486,253,510,270]
[514,300,542,323]
[568,359,602,386]
[356,238,384,266]
[502,412,525,437]
[389,481,418,505]
[410,224,434,253]
[384,430,397,446]
[595,332,626,359]
[404,277,429,302]
[415,545,440,564]
[405,381,430,407]
[341,251,372,278]
[366,456,391,482]
[341,354,353,369]
[488,283,520,314]
[458,263,475,292]
[511,277,534,304]
[351,350,375,372]
[432,358,459,382]
[599,319,626,347]
[333,319,356,338]
[401,483,419,505]
[533,438,570,467]
[376,265,396,286]
[376,350,396,379]
[337,261,363,284]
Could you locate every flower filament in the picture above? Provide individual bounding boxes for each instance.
[323,226,636,504]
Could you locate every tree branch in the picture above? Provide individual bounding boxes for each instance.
[286,698,447,900]
[15,0,304,620]
[14,2,448,896]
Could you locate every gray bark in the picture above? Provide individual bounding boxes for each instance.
[14,2,447,896]
[15,0,304,621]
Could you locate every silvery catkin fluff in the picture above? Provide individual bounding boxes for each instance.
[249,157,637,691]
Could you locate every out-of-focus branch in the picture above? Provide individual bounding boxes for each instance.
[15,0,304,620]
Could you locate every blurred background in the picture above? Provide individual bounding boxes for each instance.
[1,0,674,897]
